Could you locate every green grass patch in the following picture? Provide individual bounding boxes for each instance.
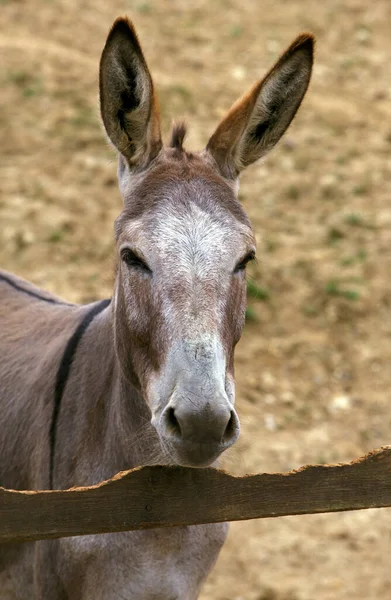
[325,278,361,301]
[245,306,258,322]
[135,3,151,13]
[247,280,270,301]
[344,212,365,226]
[301,304,320,317]
[8,71,43,97]
[339,248,367,266]
[69,106,98,129]
[245,280,270,323]
[46,223,72,244]
[229,25,243,38]
[344,213,375,229]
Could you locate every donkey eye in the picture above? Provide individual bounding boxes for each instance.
[234,251,256,273]
[121,248,151,273]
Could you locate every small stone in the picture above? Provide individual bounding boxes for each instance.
[355,27,371,44]
[262,371,276,390]
[266,39,280,54]
[313,63,328,77]
[281,155,294,171]
[330,394,351,412]
[264,393,276,405]
[264,413,277,431]
[83,155,100,168]
[231,66,246,81]
[320,174,338,188]
[280,390,295,405]
[377,210,391,226]
[282,137,297,151]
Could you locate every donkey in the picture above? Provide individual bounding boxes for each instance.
[0,17,313,599]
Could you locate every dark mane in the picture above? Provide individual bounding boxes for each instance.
[169,122,187,150]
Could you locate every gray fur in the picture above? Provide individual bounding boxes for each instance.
[0,272,228,599]
[0,17,313,599]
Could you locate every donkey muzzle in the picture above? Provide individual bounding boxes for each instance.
[159,394,240,467]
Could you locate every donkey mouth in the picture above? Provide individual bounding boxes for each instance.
[160,436,237,468]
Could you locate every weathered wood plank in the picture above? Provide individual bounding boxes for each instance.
[1,446,391,543]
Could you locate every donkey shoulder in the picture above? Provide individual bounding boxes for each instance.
[0,269,89,490]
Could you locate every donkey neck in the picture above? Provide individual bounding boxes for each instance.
[55,302,165,489]
[90,304,165,471]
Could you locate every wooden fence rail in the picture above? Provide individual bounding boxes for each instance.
[1,446,391,544]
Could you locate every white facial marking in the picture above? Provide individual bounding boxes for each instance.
[117,176,248,463]
[156,200,250,333]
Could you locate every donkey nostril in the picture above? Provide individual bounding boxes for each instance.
[166,407,181,437]
[223,410,237,443]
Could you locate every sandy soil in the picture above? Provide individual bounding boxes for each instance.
[1,0,391,598]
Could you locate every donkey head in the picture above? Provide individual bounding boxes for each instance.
[100,18,314,467]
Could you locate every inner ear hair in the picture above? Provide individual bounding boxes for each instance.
[99,17,162,169]
[206,33,315,179]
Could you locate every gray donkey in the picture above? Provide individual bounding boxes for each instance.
[0,17,314,599]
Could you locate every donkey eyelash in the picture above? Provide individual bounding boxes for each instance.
[121,248,152,273]
[234,251,256,273]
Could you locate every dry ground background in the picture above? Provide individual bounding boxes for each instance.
[1,0,391,598]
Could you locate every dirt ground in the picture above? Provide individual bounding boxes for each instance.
[1,0,391,598]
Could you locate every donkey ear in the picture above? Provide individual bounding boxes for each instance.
[99,18,162,169]
[206,34,314,179]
